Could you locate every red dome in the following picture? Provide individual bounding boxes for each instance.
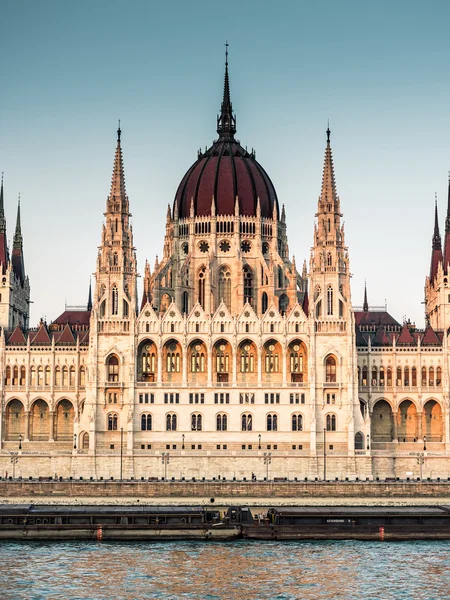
[174,140,279,219]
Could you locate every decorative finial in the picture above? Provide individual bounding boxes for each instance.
[117,119,121,142]
[326,120,331,142]
[225,40,229,64]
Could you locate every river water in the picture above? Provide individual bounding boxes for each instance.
[0,540,449,599]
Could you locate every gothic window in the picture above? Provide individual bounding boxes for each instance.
[240,344,254,373]
[315,286,321,301]
[20,366,26,386]
[379,366,385,386]
[198,267,206,309]
[79,366,86,387]
[387,367,392,386]
[191,344,205,372]
[267,413,278,431]
[216,344,229,372]
[108,413,118,431]
[216,413,227,431]
[218,267,231,310]
[361,366,368,386]
[166,413,177,431]
[241,413,252,431]
[12,366,18,386]
[292,414,303,431]
[112,286,119,315]
[396,367,402,386]
[107,355,119,382]
[278,267,283,288]
[4,366,11,386]
[243,266,253,306]
[182,291,189,314]
[371,367,378,386]
[141,414,152,431]
[327,286,333,315]
[325,356,336,383]
[404,367,409,387]
[264,344,279,373]
[100,300,106,318]
[412,367,417,386]
[421,367,427,386]
[327,253,332,266]
[113,253,118,266]
[123,299,129,317]
[316,300,322,318]
[429,367,434,386]
[141,346,156,376]
[69,366,76,386]
[290,344,304,377]
[166,343,181,373]
[191,414,202,431]
[54,366,61,386]
[326,413,336,431]
[279,294,289,315]
[37,367,43,386]
[262,292,268,314]
[437,367,442,386]
[62,366,69,387]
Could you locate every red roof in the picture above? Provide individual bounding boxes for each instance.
[30,323,51,344]
[7,326,26,344]
[397,325,416,345]
[421,325,442,345]
[354,311,400,327]
[53,310,91,326]
[174,140,279,219]
[56,323,76,344]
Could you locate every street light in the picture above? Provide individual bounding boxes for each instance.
[19,434,22,451]
[73,433,77,450]
[423,435,427,452]
[263,452,272,480]
[258,434,261,450]
[182,434,185,450]
[162,452,170,480]
[366,434,370,451]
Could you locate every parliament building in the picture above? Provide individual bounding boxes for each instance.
[0,55,448,481]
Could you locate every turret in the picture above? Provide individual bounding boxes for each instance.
[430,197,443,283]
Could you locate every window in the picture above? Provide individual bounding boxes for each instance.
[191,414,202,431]
[191,344,205,372]
[198,267,206,309]
[290,345,304,374]
[189,393,205,404]
[325,356,336,383]
[279,294,289,314]
[421,367,427,386]
[326,414,336,431]
[216,414,227,431]
[141,414,152,431]
[429,367,435,386]
[112,286,119,315]
[437,367,442,386]
[62,366,69,386]
[108,392,118,404]
[164,393,179,404]
[326,393,335,404]
[69,366,76,387]
[412,367,417,387]
[264,344,279,373]
[240,393,255,404]
[108,355,119,382]
[166,343,180,372]
[218,267,231,310]
[262,292,268,314]
[139,393,154,404]
[216,343,229,373]
[54,366,61,386]
[290,393,305,404]
[241,413,252,431]
[379,366,385,386]
[243,266,253,305]
[327,286,333,315]
[166,414,177,431]
[292,414,303,431]
[267,413,278,431]
[371,367,377,386]
[264,393,280,404]
[240,344,254,373]
[214,393,229,404]
[140,344,156,378]
[387,367,392,386]
[108,413,118,431]
[396,367,402,386]
[79,366,86,387]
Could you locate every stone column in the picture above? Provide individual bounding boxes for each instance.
[232,345,237,386]
[24,411,30,442]
[417,411,423,441]
[392,411,398,442]
[49,411,55,442]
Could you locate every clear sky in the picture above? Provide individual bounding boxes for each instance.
[2,0,450,327]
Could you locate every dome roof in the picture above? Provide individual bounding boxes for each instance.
[173,51,279,220]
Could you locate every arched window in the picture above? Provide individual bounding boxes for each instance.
[326,414,336,431]
[411,366,417,386]
[437,366,442,386]
[292,414,303,431]
[265,343,279,373]
[166,413,177,431]
[217,414,227,431]
[396,367,402,386]
[429,367,435,386]
[267,413,278,431]
[54,366,61,386]
[166,343,181,373]
[421,367,427,386]
[198,267,206,309]
[108,413,118,431]
[316,300,322,318]
[379,366,385,386]
[261,292,268,314]
[218,267,231,310]
[20,366,26,386]
[241,413,252,431]
[191,414,202,431]
[404,366,409,387]
[190,344,205,373]
[387,367,392,386]
[30,366,36,386]
[327,286,333,315]
[355,432,364,450]
[79,366,86,387]
[4,366,11,386]
[62,366,69,387]
[108,355,119,382]
[141,414,152,431]
[113,252,118,266]
[290,344,304,378]
[12,366,18,386]
[123,299,129,317]
[111,286,119,315]
[216,343,229,373]
[371,366,377,386]
[240,344,254,373]
[243,266,253,305]
[36,367,44,386]
[69,366,76,387]
[140,343,156,380]
[326,356,336,383]
[182,291,189,314]
[327,252,332,266]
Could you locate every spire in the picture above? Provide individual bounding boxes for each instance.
[443,173,450,272]
[363,280,368,312]
[430,195,443,283]
[87,278,92,311]
[12,195,25,285]
[320,125,337,203]
[216,42,236,140]
[0,174,8,273]
[108,121,127,205]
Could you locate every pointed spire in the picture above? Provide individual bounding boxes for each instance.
[216,42,236,140]
[430,195,443,282]
[12,195,25,285]
[109,121,127,204]
[443,173,450,272]
[87,278,92,311]
[363,280,368,312]
[0,173,6,233]
[320,125,337,203]
[0,174,8,273]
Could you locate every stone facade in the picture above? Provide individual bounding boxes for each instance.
[0,59,449,482]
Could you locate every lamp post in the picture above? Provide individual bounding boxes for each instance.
[73,433,77,450]
[258,434,261,450]
[323,428,327,481]
[423,435,427,452]
[366,434,370,451]
[162,452,170,480]
[19,434,22,451]
[182,434,185,450]
[263,452,272,480]
[120,427,124,480]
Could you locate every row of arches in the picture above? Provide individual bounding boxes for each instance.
[371,399,443,442]
[4,398,75,441]
[5,365,86,388]
[359,365,442,388]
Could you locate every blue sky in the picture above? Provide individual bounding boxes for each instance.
[2,0,450,326]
